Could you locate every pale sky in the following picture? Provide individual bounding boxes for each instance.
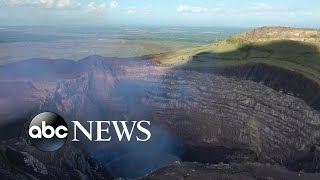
[0,0,320,27]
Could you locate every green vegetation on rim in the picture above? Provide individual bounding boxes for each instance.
[153,27,320,84]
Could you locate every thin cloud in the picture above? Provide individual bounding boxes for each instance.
[249,3,273,11]
[0,0,109,13]
[0,0,73,9]
[177,5,208,13]
[56,0,71,9]
[123,6,152,15]
[110,1,118,9]
[246,3,274,16]
[85,2,107,13]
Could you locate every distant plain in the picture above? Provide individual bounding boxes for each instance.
[0,26,246,64]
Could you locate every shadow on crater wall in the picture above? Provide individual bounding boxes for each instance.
[181,40,320,111]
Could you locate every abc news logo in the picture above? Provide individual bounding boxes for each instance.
[28,112,151,151]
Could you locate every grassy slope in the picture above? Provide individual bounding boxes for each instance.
[153,27,320,84]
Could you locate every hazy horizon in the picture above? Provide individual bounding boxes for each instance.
[0,24,319,29]
[0,0,320,28]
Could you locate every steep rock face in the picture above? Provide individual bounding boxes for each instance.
[144,69,320,165]
[0,138,112,180]
[214,63,320,110]
[185,63,320,110]
[140,161,320,180]
[40,72,116,120]
[39,57,169,120]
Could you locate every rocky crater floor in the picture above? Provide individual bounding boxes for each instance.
[0,53,319,179]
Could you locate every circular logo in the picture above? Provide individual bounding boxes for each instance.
[28,112,68,152]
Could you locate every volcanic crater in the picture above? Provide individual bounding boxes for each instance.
[0,27,320,179]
